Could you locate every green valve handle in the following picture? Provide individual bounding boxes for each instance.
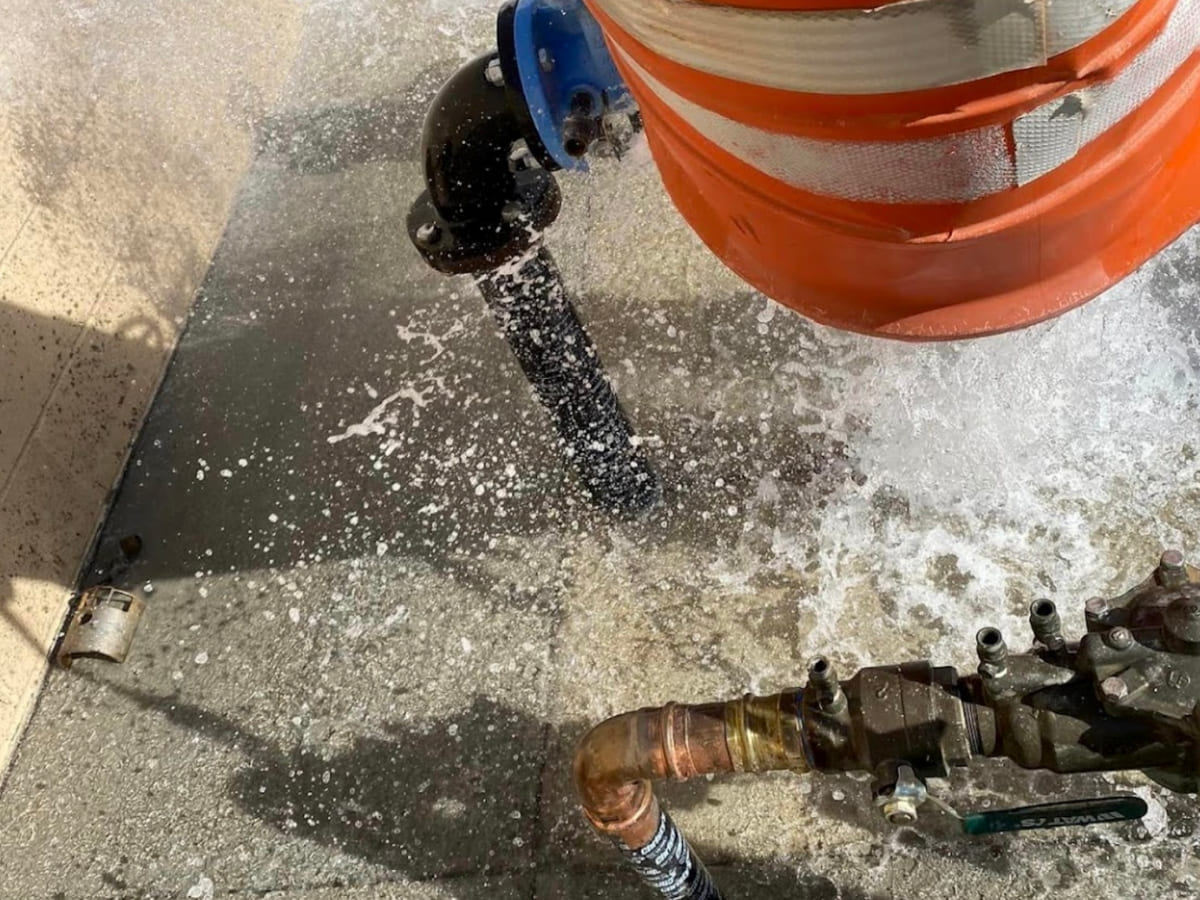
[961,795,1149,836]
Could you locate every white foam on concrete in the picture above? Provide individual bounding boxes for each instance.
[560,153,1200,670]
[802,235,1200,665]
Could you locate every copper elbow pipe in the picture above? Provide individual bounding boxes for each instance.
[574,692,810,850]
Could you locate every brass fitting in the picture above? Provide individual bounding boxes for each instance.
[724,691,811,774]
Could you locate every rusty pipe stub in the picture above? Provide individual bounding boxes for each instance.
[59,586,146,669]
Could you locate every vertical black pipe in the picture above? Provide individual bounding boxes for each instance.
[476,248,660,515]
[617,809,723,900]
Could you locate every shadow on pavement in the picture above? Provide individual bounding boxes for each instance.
[97,676,903,899]
[85,173,859,601]
[0,300,172,657]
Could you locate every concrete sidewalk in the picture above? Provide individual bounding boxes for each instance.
[0,0,304,772]
[2,2,1200,898]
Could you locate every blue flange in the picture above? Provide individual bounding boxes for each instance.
[511,0,636,172]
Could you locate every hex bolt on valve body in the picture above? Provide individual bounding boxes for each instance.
[575,551,1200,899]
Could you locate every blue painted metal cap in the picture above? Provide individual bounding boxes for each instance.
[511,0,636,172]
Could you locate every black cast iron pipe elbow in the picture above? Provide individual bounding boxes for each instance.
[405,40,659,514]
[408,51,561,276]
[422,54,525,225]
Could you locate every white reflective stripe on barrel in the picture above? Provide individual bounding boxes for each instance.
[1013,0,1200,184]
[618,51,1015,203]
[615,0,1198,204]
[590,0,1142,95]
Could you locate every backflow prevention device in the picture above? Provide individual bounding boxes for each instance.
[574,551,1200,899]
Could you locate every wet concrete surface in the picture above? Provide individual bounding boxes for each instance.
[3,3,1200,899]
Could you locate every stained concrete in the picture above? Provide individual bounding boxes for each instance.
[0,0,305,770]
[2,2,1200,899]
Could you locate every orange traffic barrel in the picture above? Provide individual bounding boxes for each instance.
[584,0,1200,339]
